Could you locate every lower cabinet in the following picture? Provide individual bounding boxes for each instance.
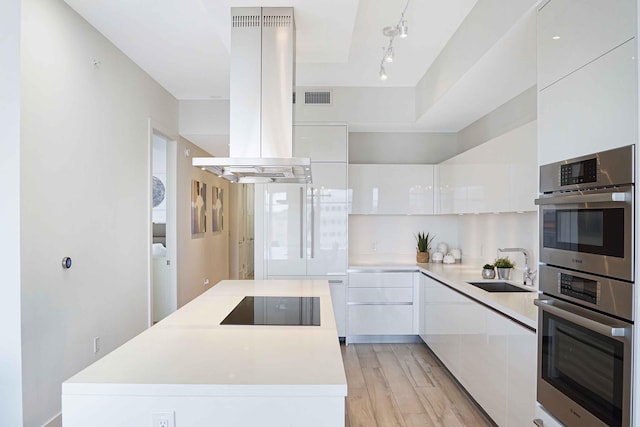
[347,271,417,339]
[420,272,536,427]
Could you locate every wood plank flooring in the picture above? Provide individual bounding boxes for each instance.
[342,343,494,427]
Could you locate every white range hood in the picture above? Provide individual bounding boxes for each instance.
[193,7,312,184]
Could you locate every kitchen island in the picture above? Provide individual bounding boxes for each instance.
[62,280,347,427]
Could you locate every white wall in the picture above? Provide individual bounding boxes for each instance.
[0,0,24,425]
[179,99,230,157]
[19,0,178,425]
[176,138,230,307]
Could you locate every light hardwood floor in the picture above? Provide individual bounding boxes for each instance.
[342,343,495,427]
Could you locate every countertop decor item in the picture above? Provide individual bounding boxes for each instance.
[494,257,515,280]
[443,254,455,264]
[482,264,496,279]
[415,232,435,263]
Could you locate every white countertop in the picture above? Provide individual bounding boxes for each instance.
[63,280,347,397]
[349,262,539,330]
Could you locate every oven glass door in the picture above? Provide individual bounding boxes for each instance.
[536,185,633,281]
[542,207,624,257]
[540,310,625,427]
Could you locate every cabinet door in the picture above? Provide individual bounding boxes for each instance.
[294,124,347,162]
[506,322,536,427]
[348,305,414,335]
[265,184,306,276]
[538,0,636,89]
[307,163,348,275]
[538,40,637,165]
[349,164,435,215]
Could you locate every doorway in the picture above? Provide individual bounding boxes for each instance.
[150,128,177,324]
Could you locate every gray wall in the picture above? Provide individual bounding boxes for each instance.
[457,85,537,153]
[349,132,458,164]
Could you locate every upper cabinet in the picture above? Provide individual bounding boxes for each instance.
[537,0,637,165]
[293,123,348,163]
[537,0,636,90]
[439,121,537,215]
[348,164,435,215]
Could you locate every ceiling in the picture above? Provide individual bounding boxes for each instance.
[63,0,536,133]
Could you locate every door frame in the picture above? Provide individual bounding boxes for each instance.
[147,119,178,327]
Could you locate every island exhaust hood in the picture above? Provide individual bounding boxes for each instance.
[192,7,311,184]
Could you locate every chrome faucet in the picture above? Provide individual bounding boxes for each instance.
[497,247,536,286]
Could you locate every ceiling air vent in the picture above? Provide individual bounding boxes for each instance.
[304,91,332,105]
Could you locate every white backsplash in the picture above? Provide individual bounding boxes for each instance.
[348,215,460,264]
[349,212,538,275]
[458,212,538,268]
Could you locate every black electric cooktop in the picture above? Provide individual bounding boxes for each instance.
[221,296,321,326]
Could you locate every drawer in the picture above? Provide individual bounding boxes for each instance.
[348,304,414,335]
[348,271,414,287]
[348,287,413,303]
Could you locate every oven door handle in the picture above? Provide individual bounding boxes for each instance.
[534,191,631,205]
[534,299,629,337]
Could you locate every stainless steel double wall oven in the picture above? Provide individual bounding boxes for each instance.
[535,145,635,427]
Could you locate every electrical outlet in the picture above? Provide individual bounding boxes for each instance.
[93,337,100,353]
[203,278,210,287]
[151,411,175,427]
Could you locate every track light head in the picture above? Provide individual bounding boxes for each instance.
[379,66,388,81]
[398,20,408,38]
[384,46,394,63]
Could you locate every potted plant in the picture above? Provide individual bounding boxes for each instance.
[482,264,496,279]
[494,257,515,280]
[415,232,435,263]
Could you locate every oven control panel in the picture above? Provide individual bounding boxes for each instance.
[559,273,599,304]
[560,158,597,186]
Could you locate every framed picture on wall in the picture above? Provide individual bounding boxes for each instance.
[212,186,223,233]
[191,180,207,234]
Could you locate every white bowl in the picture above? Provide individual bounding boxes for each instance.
[443,254,455,264]
[431,252,444,263]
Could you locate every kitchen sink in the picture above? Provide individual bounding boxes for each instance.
[466,281,532,293]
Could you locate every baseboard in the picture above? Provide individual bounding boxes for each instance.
[43,412,62,427]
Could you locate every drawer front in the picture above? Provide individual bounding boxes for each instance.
[348,272,414,287]
[348,304,414,335]
[348,287,413,303]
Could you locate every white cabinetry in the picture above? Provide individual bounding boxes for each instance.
[349,164,435,215]
[538,40,637,165]
[265,163,347,276]
[420,273,536,426]
[537,0,635,90]
[438,121,537,214]
[347,271,416,339]
[537,0,637,165]
[261,123,348,337]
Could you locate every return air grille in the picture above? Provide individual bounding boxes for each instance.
[232,15,261,28]
[304,91,332,105]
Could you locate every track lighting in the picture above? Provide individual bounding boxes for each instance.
[383,43,394,63]
[378,0,410,81]
[379,65,388,81]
